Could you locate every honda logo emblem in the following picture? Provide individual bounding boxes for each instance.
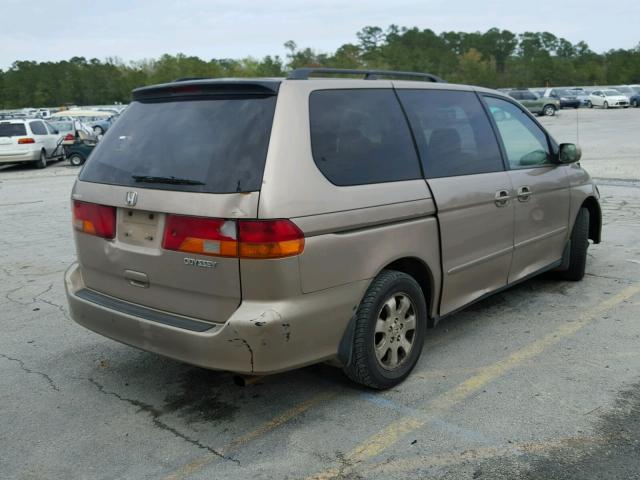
[125,191,138,207]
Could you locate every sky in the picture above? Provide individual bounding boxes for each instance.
[1,0,639,70]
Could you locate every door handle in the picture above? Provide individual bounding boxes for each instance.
[494,190,511,207]
[517,186,532,202]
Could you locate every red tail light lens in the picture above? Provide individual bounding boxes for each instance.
[161,216,304,259]
[64,133,75,141]
[18,137,35,144]
[162,215,238,257]
[238,220,305,259]
[72,201,116,239]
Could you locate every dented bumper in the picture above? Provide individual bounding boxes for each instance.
[65,262,367,374]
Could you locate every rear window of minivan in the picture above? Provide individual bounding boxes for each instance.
[0,123,27,137]
[79,96,277,193]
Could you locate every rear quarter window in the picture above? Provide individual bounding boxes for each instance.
[309,89,421,186]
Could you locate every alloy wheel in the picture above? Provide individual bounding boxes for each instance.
[374,293,417,370]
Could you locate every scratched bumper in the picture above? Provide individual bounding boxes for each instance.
[65,262,367,374]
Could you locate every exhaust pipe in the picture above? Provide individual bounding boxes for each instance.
[233,374,263,387]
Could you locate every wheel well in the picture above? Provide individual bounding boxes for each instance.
[581,197,602,243]
[384,257,435,327]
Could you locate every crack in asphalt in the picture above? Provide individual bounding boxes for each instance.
[86,378,240,465]
[0,353,60,392]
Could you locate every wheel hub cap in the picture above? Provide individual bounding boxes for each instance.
[374,293,417,371]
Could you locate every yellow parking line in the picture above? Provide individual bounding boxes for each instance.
[367,435,600,475]
[307,283,640,480]
[164,391,334,480]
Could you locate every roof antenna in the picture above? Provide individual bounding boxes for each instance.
[576,106,580,145]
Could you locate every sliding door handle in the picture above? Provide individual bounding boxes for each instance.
[494,190,511,207]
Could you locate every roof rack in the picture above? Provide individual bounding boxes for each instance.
[173,77,209,82]
[287,67,445,83]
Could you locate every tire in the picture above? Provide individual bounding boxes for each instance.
[558,208,590,281]
[543,104,556,116]
[34,150,47,169]
[587,101,593,108]
[69,153,84,167]
[343,270,427,390]
[633,100,638,108]
[93,126,104,135]
[603,101,609,109]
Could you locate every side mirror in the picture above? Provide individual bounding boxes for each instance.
[558,143,582,164]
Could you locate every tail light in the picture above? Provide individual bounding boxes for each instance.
[64,133,75,141]
[18,138,35,144]
[163,216,238,257]
[238,220,305,259]
[162,216,304,259]
[72,201,116,239]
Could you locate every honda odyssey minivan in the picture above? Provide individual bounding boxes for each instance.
[65,68,601,389]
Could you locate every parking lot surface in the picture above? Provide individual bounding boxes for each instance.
[1,108,639,479]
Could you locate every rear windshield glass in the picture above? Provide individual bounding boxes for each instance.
[79,96,277,193]
[0,123,27,137]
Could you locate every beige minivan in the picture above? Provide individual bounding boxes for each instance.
[65,68,602,389]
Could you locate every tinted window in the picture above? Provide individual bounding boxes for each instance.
[0,123,27,137]
[398,90,504,178]
[30,121,47,135]
[309,89,420,186]
[484,96,552,169]
[508,91,521,100]
[80,96,277,193]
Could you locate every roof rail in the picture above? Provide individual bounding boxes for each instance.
[173,77,209,82]
[287,67,445,83]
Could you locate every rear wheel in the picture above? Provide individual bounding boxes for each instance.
[587,100,593,108]
[558,208,590,281]
[603,101,609,109]
[343,270,427,390]
[69,153,84,167]
[632,100,639,108]
[34,150,47,169]
[543,104,556,116]
[93,126,104,135]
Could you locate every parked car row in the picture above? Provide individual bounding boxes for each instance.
[0,116,100,169]
[505,84,640,115]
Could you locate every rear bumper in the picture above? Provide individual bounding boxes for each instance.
[0,150,39,164]
[65,262,367,374]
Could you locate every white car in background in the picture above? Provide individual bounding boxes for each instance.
[0,119,64,168]
[587,89,630,109]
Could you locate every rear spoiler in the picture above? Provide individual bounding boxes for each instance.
[132,80,280,101]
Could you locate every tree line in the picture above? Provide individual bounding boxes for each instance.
[1,26,639,108]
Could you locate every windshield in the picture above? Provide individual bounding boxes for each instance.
[0,122,27,137]
[79,95,277,193]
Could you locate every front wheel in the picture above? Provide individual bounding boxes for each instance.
[587,101,593,108]
[543,105,556,116]
[93,126,104,135]
[558,208,590,281]
[632,100,639,108]
[343,270,427,389]
[603,101,609,109]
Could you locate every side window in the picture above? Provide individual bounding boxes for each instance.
[309,89,421,186]
[523,92,537,100]
[508,91,520,100]
[398,90,504,178]
[30,121,47,135]
[484,96,552,169]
